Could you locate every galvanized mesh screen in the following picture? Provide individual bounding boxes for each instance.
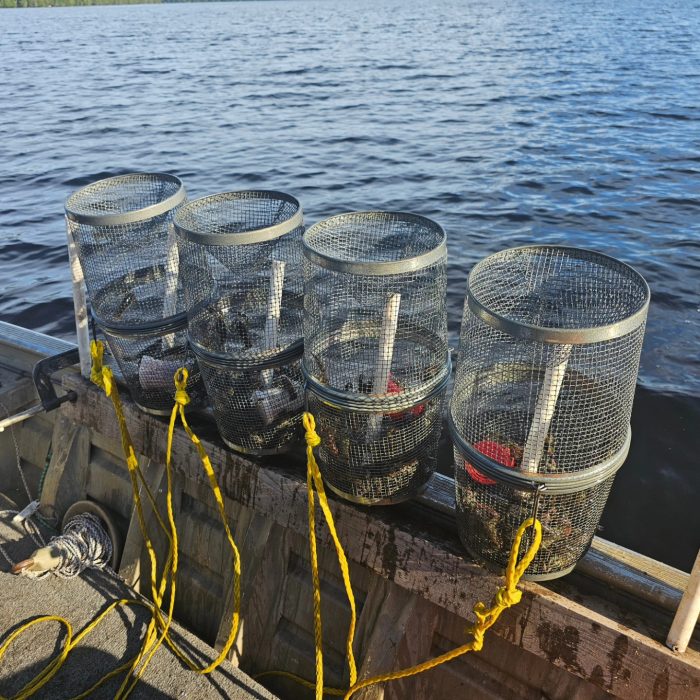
[451,330,645,474]
[454,456,615,578]
[303,211,450,504]
[175,191,304,454]
[65,173,187,326]
[195,353,304,454]
[449,246,649,579]
[100,323,206,416]
[65,173,205,415]
[308,390,445,503]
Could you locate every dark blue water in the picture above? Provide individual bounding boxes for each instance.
[1,1,698,568]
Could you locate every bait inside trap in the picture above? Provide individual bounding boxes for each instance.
[303,211,450,504]
[175,190,305,454]
[449,246,649,579]
[65,173,205,414]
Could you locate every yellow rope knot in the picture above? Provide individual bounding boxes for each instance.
[90,340,105,389]
[494,586,522,608]
[303,411,321,448]
[173,367,190,406]
[102,367,115,398]
[470,626,485,652]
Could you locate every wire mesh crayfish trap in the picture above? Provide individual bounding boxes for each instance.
[448,246,650,580]
[303,212,450,504]
[65,173,206,414]
[174,191,305,454]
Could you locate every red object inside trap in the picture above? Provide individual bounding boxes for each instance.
[465,440,516,486]
[386,376,425,420]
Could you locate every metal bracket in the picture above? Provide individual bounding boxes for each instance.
[0,348,79,432]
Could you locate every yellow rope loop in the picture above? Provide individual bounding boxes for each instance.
[173,367,190,407]
[505,516,543,586]
[163,375,242,679]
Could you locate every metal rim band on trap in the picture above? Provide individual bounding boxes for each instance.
[303,318,451,410]
[65,174,188,328]
[174,190,303,246]
[466,245,650,345]
[190,336,304,455]
[65,173,186,227]
[175,191,305,455]
[302,211,450,505]
[95,311,204,417]
[450,245,649,579]
[448,426,632,581]
[302,210,447,277]
[305,355,451,505]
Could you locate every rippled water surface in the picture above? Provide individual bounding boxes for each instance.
[1,0,699,567]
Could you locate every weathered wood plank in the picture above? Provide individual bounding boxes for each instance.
[215,506,274,665]
[118,457,167,588]
[60,374,700,699]
[355,582,432,700]
[38,411,91,522]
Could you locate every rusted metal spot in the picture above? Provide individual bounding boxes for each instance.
[516,595,533,648]
[382,527,398,580]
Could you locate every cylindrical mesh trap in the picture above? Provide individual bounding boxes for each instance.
[303,211,450,504]
[65,173,205,414]
[174,191,305,454]
[449,246,649,580]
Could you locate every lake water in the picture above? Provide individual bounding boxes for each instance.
[1,0,698,569]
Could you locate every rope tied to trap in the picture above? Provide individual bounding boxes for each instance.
[259,412,542,699]
[173,368,191,407]
[295,412,542,699]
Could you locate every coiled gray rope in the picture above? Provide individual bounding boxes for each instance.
[44,513,113,578]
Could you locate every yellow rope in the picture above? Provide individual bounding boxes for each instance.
[298,411,543,700]
[0,601,148,700]
[0,342,241,699]
[303,413,358,691]
[306,416,325,700]
[253,413,358,698]
[341,515,542,699]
